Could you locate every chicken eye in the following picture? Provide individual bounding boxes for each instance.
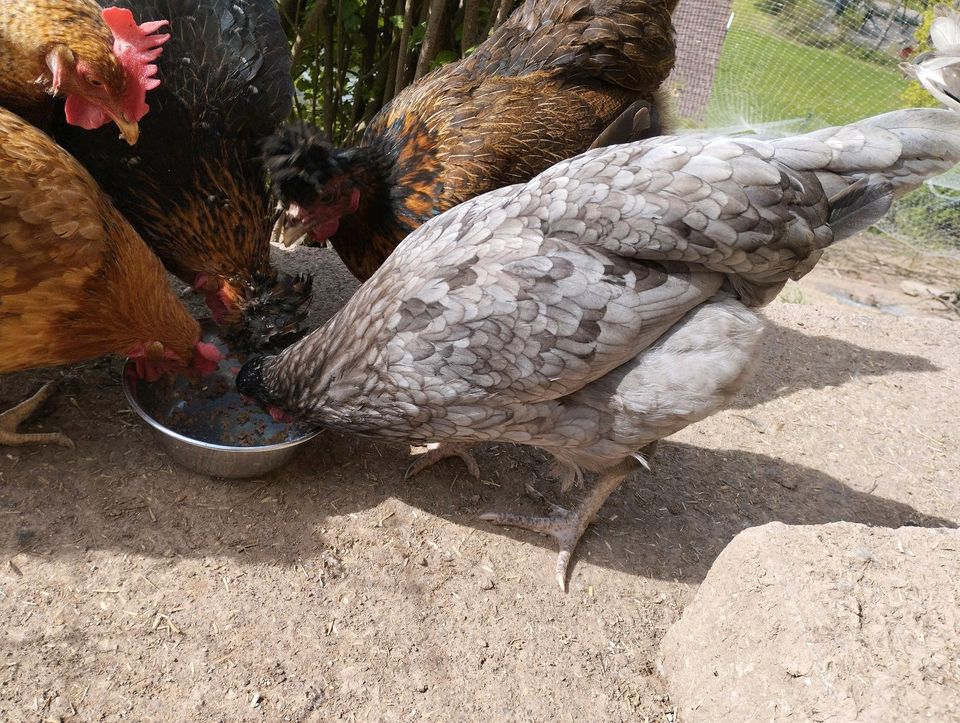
[88,77,103,87]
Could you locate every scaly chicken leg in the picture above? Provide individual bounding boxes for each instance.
[482,457,647,592]
[0,382,74,448]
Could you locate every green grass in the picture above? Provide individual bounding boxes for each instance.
[700,0,909,129]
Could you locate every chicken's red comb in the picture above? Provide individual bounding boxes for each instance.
[102,7,170,122]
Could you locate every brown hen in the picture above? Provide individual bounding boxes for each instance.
[263,0,678,281]
[0,108,219,449]
[0,0,168,143]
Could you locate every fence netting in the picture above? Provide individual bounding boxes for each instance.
[667,0,960,252]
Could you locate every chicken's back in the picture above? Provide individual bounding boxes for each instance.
[369,0,678,207]
[0,108,199,372]
[463,0,678,92]
[122,0,292,136]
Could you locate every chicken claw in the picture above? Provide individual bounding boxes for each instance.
[0,382,75,449]
[404,442,480,480]
[481,459,636,591]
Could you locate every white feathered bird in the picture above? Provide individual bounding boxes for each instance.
[902,4,960,109]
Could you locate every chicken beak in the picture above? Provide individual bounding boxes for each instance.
[104,108,140,145]
[114,116,140,145]
[281,220,312,247]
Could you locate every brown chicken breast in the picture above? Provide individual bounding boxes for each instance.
[0,108,218,448]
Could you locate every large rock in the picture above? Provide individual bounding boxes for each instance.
[660,522,960,722]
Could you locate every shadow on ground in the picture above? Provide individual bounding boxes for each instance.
[0,246,949,585]
[0,347,951,586]
[735,321,939,408]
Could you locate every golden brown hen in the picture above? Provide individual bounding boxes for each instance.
[0,108,219,449]
[0,0,169,143]
[264,0,678,281]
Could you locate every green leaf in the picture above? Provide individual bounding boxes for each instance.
[411,22,426,45]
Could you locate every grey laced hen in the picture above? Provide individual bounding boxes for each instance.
[239,108,960,590]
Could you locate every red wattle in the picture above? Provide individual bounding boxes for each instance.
[310,218,341,245]
[268,406,294,423]
[64,94,110,129]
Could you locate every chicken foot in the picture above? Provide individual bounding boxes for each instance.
[404,442,480,480]
[481,458,640,592]
[0,382,74,449]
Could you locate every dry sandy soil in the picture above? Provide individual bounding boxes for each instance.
[0,233,958,721]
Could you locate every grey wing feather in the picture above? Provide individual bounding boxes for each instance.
[271,108,960,430]
[290,186,723,419]
[825,174,894,239]
[510,108,960,280]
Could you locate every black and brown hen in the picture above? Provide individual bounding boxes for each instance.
[54,0,311,349]
[263,0,678,281]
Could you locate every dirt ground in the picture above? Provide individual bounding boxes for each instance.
[1,232,958,721]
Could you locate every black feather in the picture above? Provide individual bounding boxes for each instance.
[261,123,342,205]
[122,0,293,136]
[236,355,268,400]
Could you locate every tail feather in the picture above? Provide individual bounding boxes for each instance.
[826,174,894,240]
[931,4,960,51]
[587,100,661,150]
[782,109,960,196]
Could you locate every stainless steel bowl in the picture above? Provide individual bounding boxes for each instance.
[121,323,320,479]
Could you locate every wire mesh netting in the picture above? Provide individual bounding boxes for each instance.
[667,0,960,252]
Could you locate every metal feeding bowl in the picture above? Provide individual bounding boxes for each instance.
[122,321,319,478]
